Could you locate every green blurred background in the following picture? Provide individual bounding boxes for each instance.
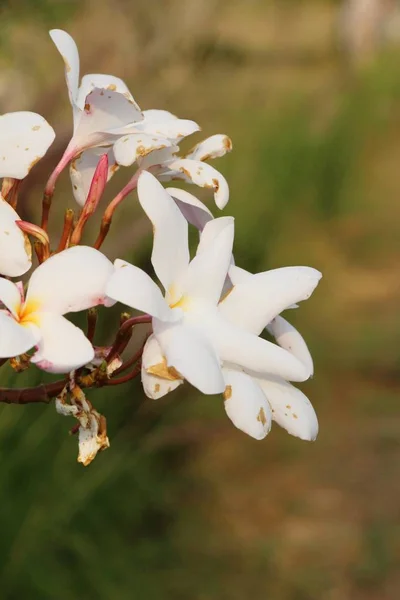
[1,0,400,598]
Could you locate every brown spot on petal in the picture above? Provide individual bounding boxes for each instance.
[154,383,160,393]
[212,178,220,192]
[223,385,232,401]
[84,103,91,113]
[286,405,291,409]
[107,84,117,91]
[32,125,41,131]
[293,413,298,419]
[63,57,71,72]
[147,359,182,381]
[223,136,233,152]
[257,407,267,426]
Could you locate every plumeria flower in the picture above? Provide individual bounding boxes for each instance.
[138,133,232,209]
[106,172,312,397]
[49,29,144,197]
[0,246,115,373]
[139,187,321,441]
[0,195,32,277]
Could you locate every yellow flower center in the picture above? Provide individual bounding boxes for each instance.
[16,297,42,327]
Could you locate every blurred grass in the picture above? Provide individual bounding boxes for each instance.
[1,1,400,599]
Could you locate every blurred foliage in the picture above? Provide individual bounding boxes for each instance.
[1,1,400,599]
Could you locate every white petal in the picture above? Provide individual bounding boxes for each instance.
[0,278,21,316]
[113,133,173,167]
[49,29,80,108]
[153,319,225,395]
[78,409,110,466]
[72,88,142,150]
[167,158,229,209]
[25,246,114,315]
[30,312,94,373]
[228,265,252,284]
[141,334,183,399]
[0,310,40,358]
[0,112,55,179]
[207,315,310,382]
[220,266,322,336]
[77,74,140,111]
[267,316,314,378]
[196,215,234,256]
[138,117,200,142]
[222,368,272,440]
[167,187,213,231]
[185,134,232,161]
[256,375,318,441]
[137,171,189,293]
[70,148,117,207]
[138,146,178,169]
[181,219,234,304]
[0,197,32,277]
[106,260,178,322]
[141,109,178,123]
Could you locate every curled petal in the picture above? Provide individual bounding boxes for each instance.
[106,260,179,322]
[138,117,200,142]
[220,266,322,336]
[185,134,232,161]
[0,311,40,358]
[256,375,318,441]
[72,88,143,151]
[0,278,21,316]
[167,187,213,231]
[141,334,183,399]
[113,133,173,167]
[182,219,234,305]
[137,172,189,294]
[153,319,225,395]
[50,29,80,109]
[70,148,118,207]
[0,112,55,179]
[223,368,272,440]
[77,74,140,112]
[26,246,115,315]
[30,312,94,373]
[167,158,229,209]
[0,197,32,277]
[268,316,314,378]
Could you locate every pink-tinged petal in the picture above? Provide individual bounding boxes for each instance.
[256,375,318,441]
[77,74,140,112]
[141,334,183,399]
[268,316,314,378]
[0,198,32,277]
[185,134,232,161]
[0,310,40,358]
[26,246,114,315]
[0,112,55,179]
[49,29,80,109]
[153,319,225,395]
[72,88,143,151]
[137,172,189,293]
[0,278,21,316]
[70,148,118,207]
[167,187,213,231]
[222,368,272,440]
[220,266,322,336]
[113,133,173,167]
[181,219,234,305]
[106,259,179,322]
[167,158,229,209]
[30,312,94,373]
[206,314,310,382]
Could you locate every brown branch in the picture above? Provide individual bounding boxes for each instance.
[0,379,66,405]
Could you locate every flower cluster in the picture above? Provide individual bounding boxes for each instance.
[0,30,321,465]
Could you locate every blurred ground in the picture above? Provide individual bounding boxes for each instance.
[0,1,400,598]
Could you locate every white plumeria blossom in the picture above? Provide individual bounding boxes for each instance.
[0,195,32,277]
[139,133,232,209]
[0,246,115,373]
[0,111,55,180]
[106,172,312,398]
[121,182,321,441]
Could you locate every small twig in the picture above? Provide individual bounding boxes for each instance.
[57,209,75,252]
[106,361,142,386]
[87,308,98,343]
[113,332,150,376]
